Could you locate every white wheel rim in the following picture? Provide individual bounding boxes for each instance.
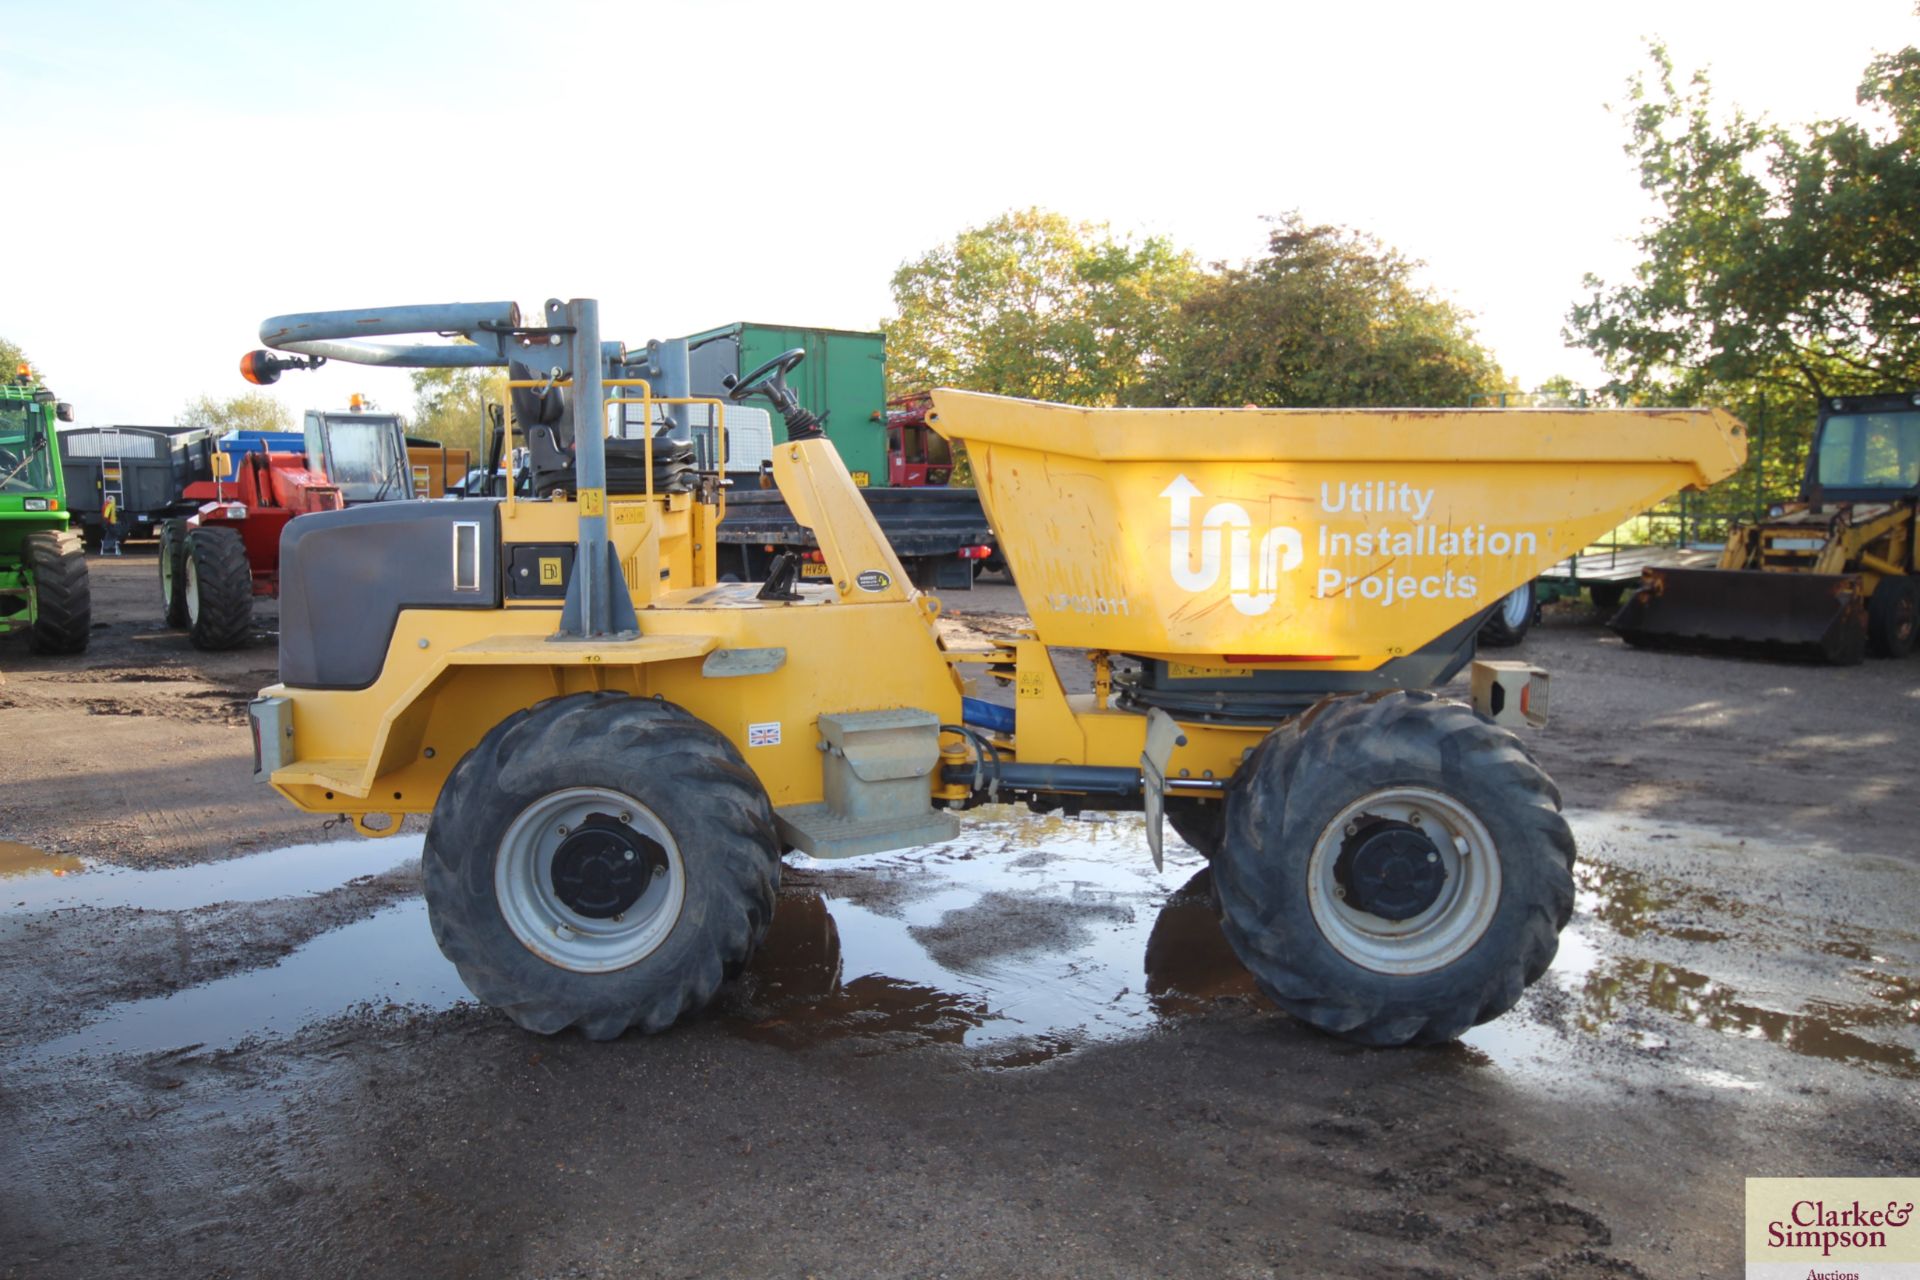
[1306,786,1503,975]
[160,539,175,612]
[495,787,687,973]
[1500,583,1531,628]
[184,553,201,625]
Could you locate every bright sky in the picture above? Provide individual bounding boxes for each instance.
[4,0,1915,426]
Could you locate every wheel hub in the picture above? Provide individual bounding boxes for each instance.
[549,814,665,920]
[1334,819,1447,921]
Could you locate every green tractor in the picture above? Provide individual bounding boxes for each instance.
[0,367,90,654]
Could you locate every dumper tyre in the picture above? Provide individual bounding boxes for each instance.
[183,525,253,651]
[1214,690,1573,1046]
[1165,799,1226,860]
[1477,580,1536,647]
[424,692,782,1040]
[24,531,91,655]
[1866,576,1917,659]
[157,519,189,628]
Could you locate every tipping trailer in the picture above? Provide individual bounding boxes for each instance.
[57,425,217,548]
[1610,392,1920,663]
[243,298,1744,1048]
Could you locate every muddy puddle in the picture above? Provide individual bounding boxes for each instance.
[9,811,1914,1085]
[0,836,421,912]
[0,840,84,879]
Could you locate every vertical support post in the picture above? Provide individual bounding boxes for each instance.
[552,298,636,641]
[571,298,606,636]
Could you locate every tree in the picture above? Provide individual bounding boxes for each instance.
[884,208,1201,405]
[176,392,294,434]
[0,336,30,381]
[1567,43,1920,402]
[410,365,506,458]
[1149,214,1509,408]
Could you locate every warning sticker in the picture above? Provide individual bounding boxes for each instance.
[578,487,605,517]
[613,504,646,525]
[747,721,782,748]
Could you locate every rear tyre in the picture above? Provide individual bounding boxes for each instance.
[158,518,189,628]
[1867,576,1918,658]
[424,692,782,1039]
[183,525,253,650]
[1477,579,1536,647]
[24,531,91,655]
[1214,691,1573,1046]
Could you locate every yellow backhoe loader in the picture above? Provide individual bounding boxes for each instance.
[1611,391,1919,663]
[243,298,1744,1047]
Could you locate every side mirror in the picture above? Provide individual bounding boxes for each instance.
[55,402,74,423]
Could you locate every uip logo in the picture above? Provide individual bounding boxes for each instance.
[1161,475,1302,617]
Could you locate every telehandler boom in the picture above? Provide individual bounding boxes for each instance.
[245,298,1745,1047]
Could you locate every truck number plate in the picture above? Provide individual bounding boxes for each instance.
[801,563,831,579]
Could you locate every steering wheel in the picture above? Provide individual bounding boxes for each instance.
[726,348,806,403]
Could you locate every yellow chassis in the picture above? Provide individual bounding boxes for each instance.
[260,437,1260,834]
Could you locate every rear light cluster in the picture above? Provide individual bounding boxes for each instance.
[802,550,826,563]
[958,545,992,560]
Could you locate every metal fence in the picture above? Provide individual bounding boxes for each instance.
[1632,393,1814,546]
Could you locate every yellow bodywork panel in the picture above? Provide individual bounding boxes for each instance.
[265,438,961,819]
[929,392,1748,669]
[497,489,716,607]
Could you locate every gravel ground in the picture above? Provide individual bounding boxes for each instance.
[1,557,1916,1279]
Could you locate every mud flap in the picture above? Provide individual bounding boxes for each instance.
[1609,567,1869,664]
[1140,708,1187,872]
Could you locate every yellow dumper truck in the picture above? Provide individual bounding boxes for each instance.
[244,298,1745,1046]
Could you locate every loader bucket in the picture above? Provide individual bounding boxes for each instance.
[1608,567,1869,664]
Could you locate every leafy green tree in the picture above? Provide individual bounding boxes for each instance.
[176,392,293,434]
[1567,43,1920,401]
[1150,214,1509,408]
[410,365,506,458]
[1,337,26,378]
[884,208,1201,405]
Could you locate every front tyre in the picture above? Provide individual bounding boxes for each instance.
[25,530,90,655]
[1214,691,1573,1046]
[158,518,189,628]
[1866,575,1917,658]
[184,525,254,650]
[424,692,781,1039]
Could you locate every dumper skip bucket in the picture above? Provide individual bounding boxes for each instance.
[928,392,1747,670]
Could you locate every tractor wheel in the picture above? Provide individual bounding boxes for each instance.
[24,531,91,655]
[1477,579,1536,648]
[157,519,189,628]
[1213,690,1573,1046]
[424,692,782,1039]
[1867,575,1918,658]
[183,526,254,651]
[1588,582,1625,614]
[1165,798,1225,860]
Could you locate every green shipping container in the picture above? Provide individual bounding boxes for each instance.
[683,322,888,486]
